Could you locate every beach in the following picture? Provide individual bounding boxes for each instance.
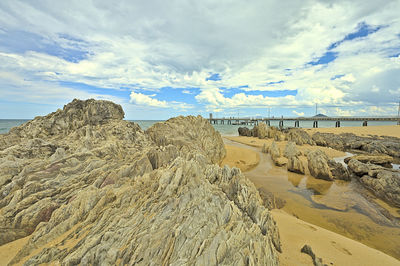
[220,124,400,264]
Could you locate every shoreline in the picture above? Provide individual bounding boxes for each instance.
[221,125,400,264]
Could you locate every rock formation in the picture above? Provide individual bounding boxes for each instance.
[269,141,288,166]
[307,149,333,181]
[344,154,393,168]
[312,132,400,158]
[284,142,305,174]
[238,127,252,137]
[0,99,280,265]
[285,128,314,145]
[347,159,400,207]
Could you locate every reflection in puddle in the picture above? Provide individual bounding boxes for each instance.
[224,138,400,260]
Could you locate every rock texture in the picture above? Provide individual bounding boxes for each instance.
[269,141,287,167]
[0,99,280,265]
[300,244,326,266]
[307,150,332,181]
[312,132,400,158]
[344,154,393,168]
[238,127,252,137]
[284,142,305,174]
[285,128,314,145]
[347,159,400,207]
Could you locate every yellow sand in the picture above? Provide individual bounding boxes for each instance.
[0,236,30,266]
[305,125,400,138]
[220,144,260,172]
[273,209,400,266]
[225,136,346,159]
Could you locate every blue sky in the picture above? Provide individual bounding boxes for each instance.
[0,0,400,119]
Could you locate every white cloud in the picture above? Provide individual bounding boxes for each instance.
[129,92,168,108]
[0,0,400,117]
[292,110,305,116]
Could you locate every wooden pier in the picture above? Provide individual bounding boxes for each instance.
[208,114,399,128]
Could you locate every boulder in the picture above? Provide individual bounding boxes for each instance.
[286,128,314,145]
[328,160,350,181]
[256,122,268,139]
[284,141,301,158]
[347,159,400,207]
[262,143,269,153]
[287,156,305,174]
[307,149,332,180]
[269,141,287,166]
[301,244,326,266]
[238,127,251,137]
[344,154,393,168]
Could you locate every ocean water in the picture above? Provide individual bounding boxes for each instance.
[0,119,397,136]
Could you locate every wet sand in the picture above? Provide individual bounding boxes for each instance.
[305,124,400,138]
[223,137,400,263]
[220,144,260,172]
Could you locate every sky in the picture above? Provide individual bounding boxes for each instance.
[0,0,400,120]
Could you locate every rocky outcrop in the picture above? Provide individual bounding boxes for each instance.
[269,141,287,166]
[286,128,314,145]
[328,160,350,181]
[347,159,400,207]
[344,154,393,168]
[287,156,305,174]
[284,142,305,174]
[146,115,226,164]
[238,127,252,137]
[0,99,280,265]
[307,150,332,181]
[312,132,400,158]
[262,143,269,153]
[255,122,268,139]
[284,141,301,158]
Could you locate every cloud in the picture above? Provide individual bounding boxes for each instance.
[129,92,168,108]
[292,110,305,116]
[0,0,400,118]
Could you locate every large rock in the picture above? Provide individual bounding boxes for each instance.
[344,154,393,168]
[328,160,350,181]
[256,122,268,139]
[269,141,287,167]
[0,99,280,265]
[347,159,400,207]
[312,132,400,158]
[146,115,226,164]
[286,128,314,145]
[287,156,305,174]
[307,149,332,180]
[238,127,251,137]
[284,141,301,158]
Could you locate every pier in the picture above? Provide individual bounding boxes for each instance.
[208,113,399,128]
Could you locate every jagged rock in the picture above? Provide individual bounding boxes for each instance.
[312,132,400,158]
[267,126,279,139]
[238,127,251,137]
[347,159,400,207]
[286,128,315,145]
[328,160,350,181]
[274,157,288,167]
[0,99,280,265]
[300,244,326,266]
[284,141,301,158]
[269,141,280,161]
[287,156,305,174]
[146,115,226,164]
[307,149,332,180]
[344,154,393,168]
[262,143,269,153]
[255,122,268,139]
[274,133,285,141]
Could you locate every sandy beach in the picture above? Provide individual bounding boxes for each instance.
[305,124,400,138]
[221,124,400,265]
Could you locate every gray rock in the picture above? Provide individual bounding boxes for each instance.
[0,99,280,265]
[287,156,305,174]
[328,160,350,181]
[286,128,315,145]
[284,141,301,158]
[301,244,327,266]
[307,149,332,180]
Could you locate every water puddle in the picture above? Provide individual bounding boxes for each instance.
[224,138,400,260]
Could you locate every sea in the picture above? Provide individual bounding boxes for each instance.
[0,119,398,136]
